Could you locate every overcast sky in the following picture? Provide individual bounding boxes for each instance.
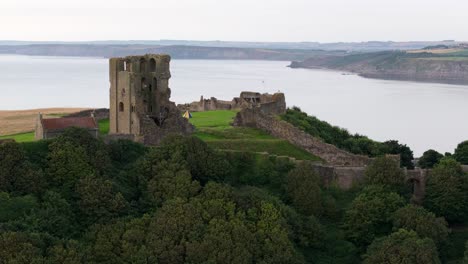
[0,0,466,42]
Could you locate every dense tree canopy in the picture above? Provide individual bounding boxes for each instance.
[0,127,466,263]
[343,185,406,248]
[424,157,468,223]
[418,149,444,169]
[454,140,468,165]
[392,204,449,248]
[364,156,406,191]
[363,229,441,264]
[286,162,323,216]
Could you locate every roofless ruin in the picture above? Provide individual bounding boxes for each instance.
[108,54,193,145]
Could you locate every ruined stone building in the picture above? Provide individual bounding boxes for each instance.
[178,91,286,115]
[109,54,193,145]
[35,113,99,140]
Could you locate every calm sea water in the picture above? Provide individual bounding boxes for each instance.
[1,55,467,156]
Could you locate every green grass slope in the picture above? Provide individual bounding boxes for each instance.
[190,110,321,161]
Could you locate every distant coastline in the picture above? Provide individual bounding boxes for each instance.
[290,50,468,85]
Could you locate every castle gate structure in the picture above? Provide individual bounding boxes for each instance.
[109,54,193,145]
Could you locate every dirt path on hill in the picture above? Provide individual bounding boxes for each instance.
[0,108,89,136]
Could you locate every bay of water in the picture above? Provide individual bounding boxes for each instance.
[1,55,467,156]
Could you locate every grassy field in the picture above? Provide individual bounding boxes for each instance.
[190,110,321,161]
[0,108,89,136]
[0,119,111,142]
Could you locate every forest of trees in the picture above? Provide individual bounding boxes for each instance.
[1,127,468,263]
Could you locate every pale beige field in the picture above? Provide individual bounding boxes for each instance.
[407,48,463,54]
[0,108,89,136]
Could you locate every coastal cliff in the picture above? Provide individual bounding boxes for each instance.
[290,51,468,85]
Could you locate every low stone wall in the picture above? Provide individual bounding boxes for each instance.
[462,165,468,173]
[66,108,109,121]
[233,108,371,167]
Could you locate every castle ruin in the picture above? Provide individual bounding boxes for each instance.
[178,91,286,116]
[109,54,193,145]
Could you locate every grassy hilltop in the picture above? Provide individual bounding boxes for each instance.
[190,110,320,161]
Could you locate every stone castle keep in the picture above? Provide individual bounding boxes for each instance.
[109,54,193,144]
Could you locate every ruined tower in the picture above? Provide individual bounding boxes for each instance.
[109,54,193,145]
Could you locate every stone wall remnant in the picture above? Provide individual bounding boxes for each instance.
[178,91,286,115]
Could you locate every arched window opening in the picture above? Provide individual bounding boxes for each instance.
[148,84,152,92]
[119,102,124,112]
[123,61,127,71]
[131,105,135,112]
[153,77,158,91]
[140,58,146,73]
[149,58,156,72]
[141,77,147,91]
[143,100,148,112]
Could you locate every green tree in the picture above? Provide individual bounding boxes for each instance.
[0,192,38,222]
[24,191,77,238]
[380,140,415,169]
[76,176,128,224]
[0,231,44,264]
[150,135,231,184]
[0,141,44,195]
[286,162,323,216]
[363,229,441,264]
[454,140,468,165]
[46,141,94,197]
[419,149,444,169]
[54,127,113,176]
[146,159,201,205]
[392,204,449,248]
[343,185,406,248]
[424,157,468,222]
[364,156,406,191]
[47,240,83,264]
[464,241,468,264]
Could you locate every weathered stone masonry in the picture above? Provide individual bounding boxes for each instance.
[109,54,193,145]
[233,107,371,167]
